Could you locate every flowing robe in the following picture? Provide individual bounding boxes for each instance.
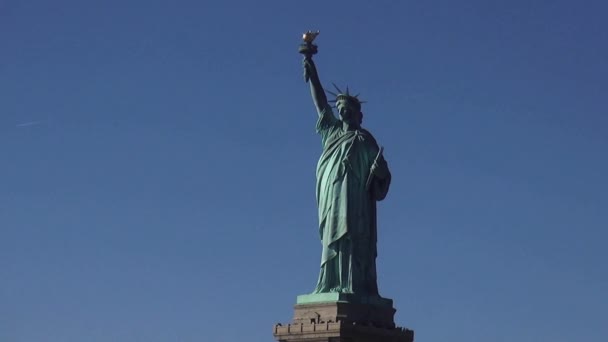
[313,105,391,295]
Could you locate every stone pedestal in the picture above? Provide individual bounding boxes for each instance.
[273,296,414,342]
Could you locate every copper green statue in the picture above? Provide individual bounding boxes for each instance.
[300,32,392,298]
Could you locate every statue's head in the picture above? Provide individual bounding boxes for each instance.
[336,96,363,125]
[328,84,365,126]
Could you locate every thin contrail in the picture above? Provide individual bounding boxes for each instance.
[16,120,45,127]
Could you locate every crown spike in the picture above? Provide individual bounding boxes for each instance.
[332,82,343,94]
[325,88,338,97]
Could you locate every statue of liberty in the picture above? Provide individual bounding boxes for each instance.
[300,32,392,298]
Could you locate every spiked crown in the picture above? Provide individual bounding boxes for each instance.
[326,83,366,111]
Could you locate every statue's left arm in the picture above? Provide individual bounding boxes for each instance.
[370,157,391,201]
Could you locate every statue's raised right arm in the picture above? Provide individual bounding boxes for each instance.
[303,57,330,116]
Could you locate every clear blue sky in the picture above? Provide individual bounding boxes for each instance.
[2,0,607,341]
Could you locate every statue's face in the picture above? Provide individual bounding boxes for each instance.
[337,100,362,125]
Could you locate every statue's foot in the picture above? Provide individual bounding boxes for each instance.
[329,287,353,294]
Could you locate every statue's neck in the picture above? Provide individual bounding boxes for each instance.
[342,121,360,132]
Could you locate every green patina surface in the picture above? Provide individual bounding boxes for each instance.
[299,34,393,302]
[297,293,394,307]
